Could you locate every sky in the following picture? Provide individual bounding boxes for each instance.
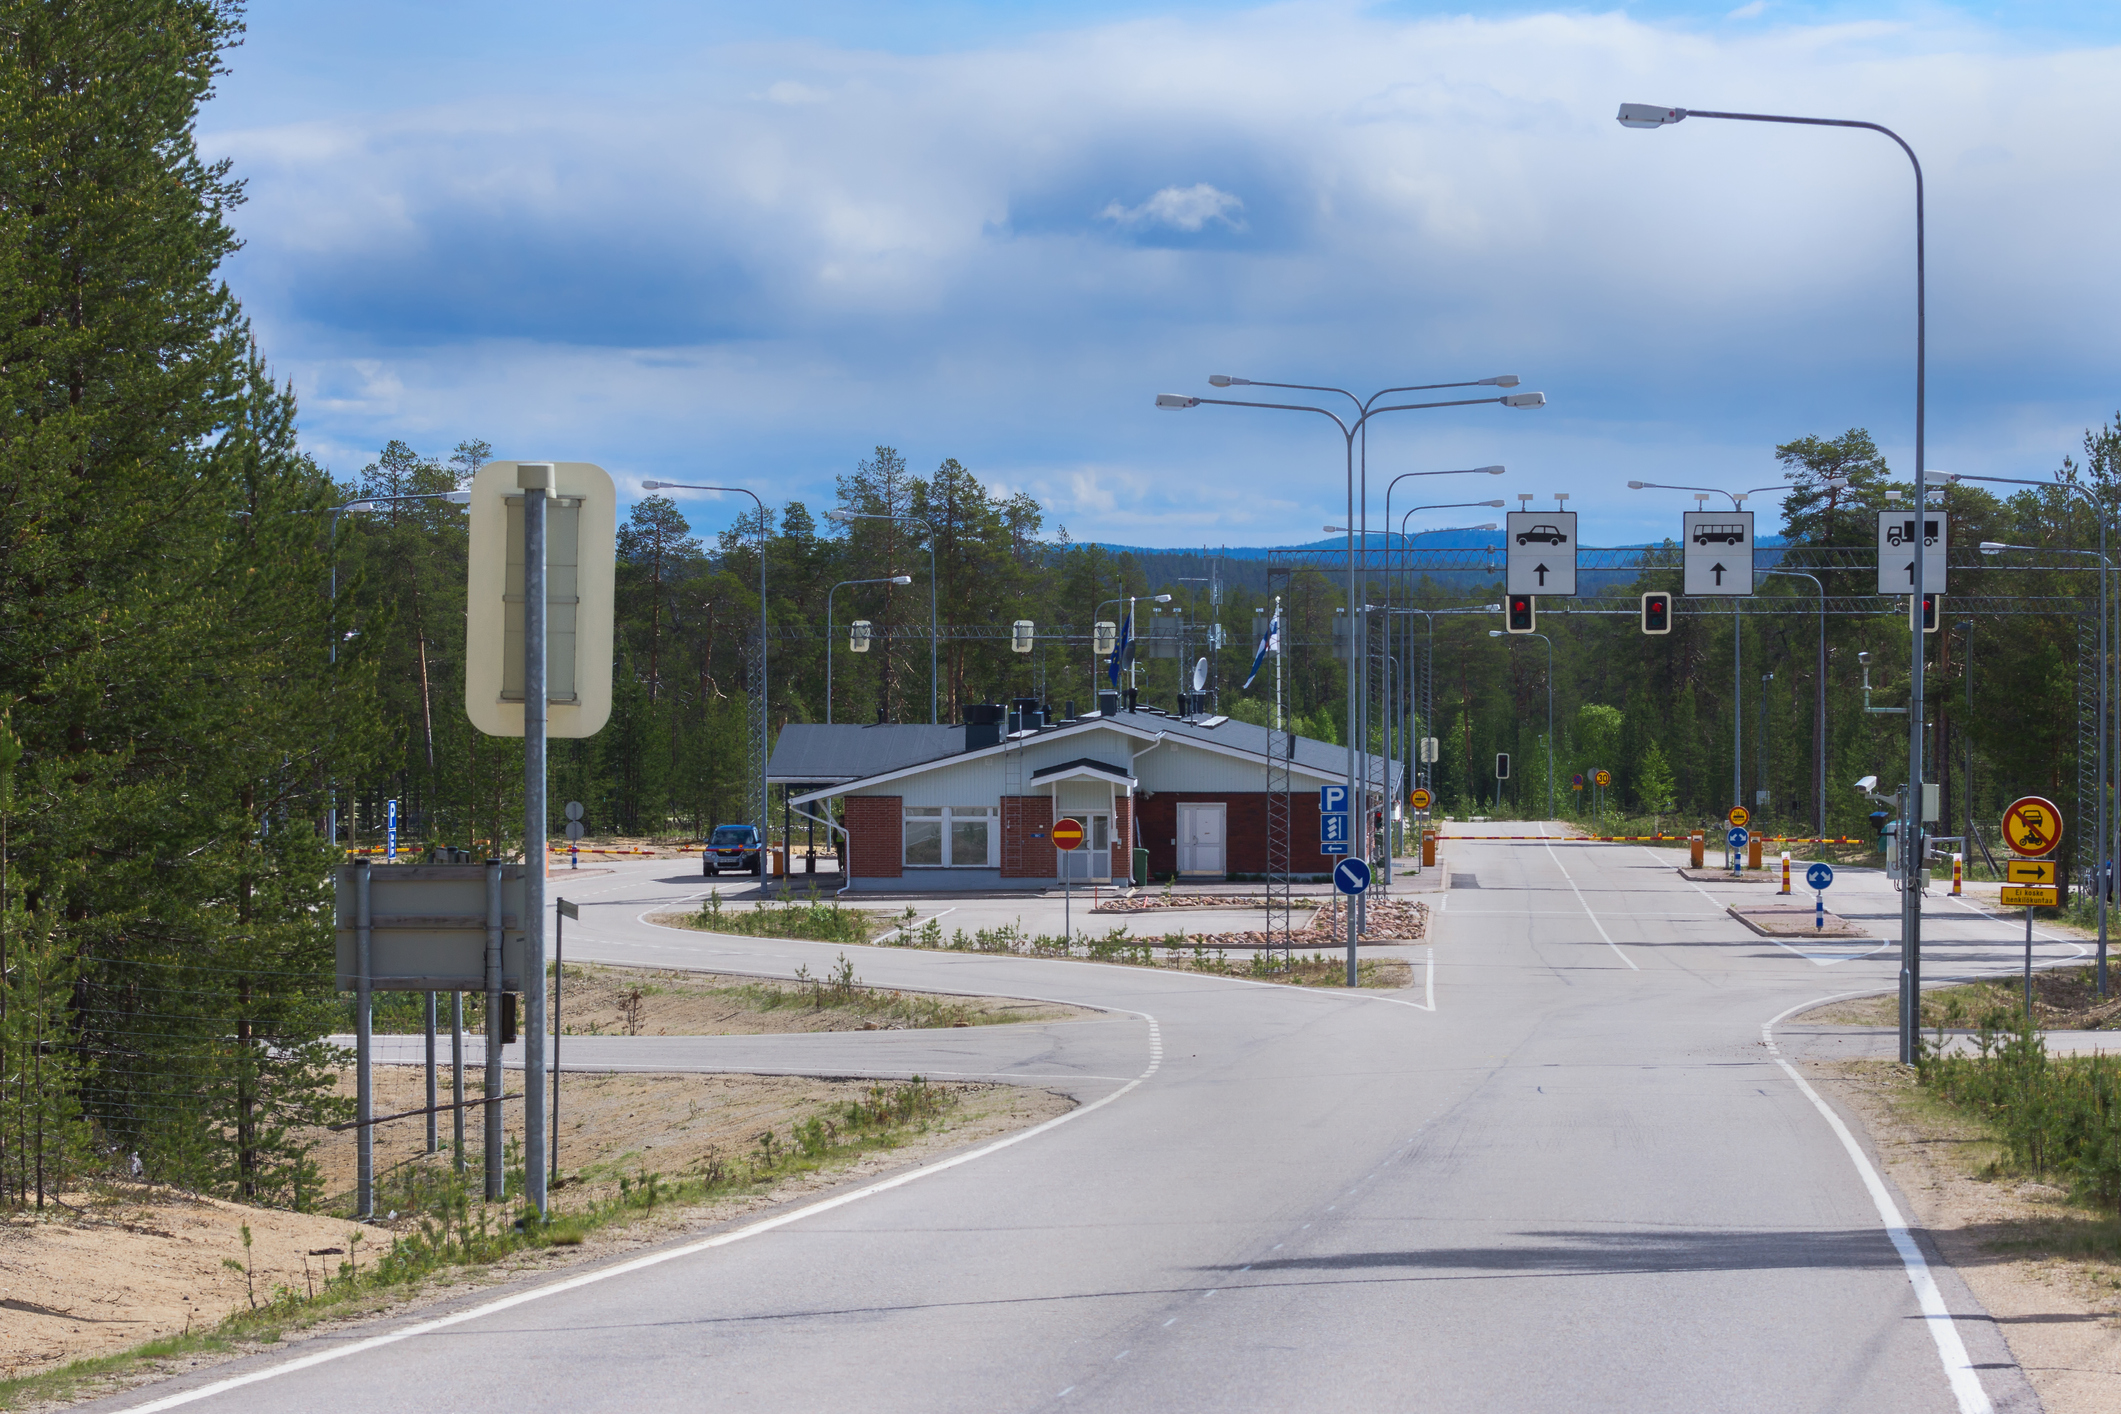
[204,0,2121,549]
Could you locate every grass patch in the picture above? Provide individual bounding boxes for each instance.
[1812,965,2121,1032]
[874,916,1410,988]
[682,888,888,944]
[1919,1022,2121,1219]
[0,1078,963,1409]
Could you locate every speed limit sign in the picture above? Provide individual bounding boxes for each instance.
[1410,788,1433,811]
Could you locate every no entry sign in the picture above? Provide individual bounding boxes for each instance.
[1051,817,1086,852]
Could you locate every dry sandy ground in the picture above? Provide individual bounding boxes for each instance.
[1,1066,1071,1396]
[1809,1056,2121,1413]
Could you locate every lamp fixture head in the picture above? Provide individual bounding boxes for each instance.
[1626,480,1646,490]
[444,491,472,504]
[1156,393,1200,409]
[827,508,855,523]
[640,480,665,490]
[1207,375,1250,387]
[1476,377,1520,388]
[890,575,914,584]
[1617,102,1687,128]
[1978,541,2007,555]
[1500,392,1546,409]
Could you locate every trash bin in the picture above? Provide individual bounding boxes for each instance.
[1132,848,1149,887]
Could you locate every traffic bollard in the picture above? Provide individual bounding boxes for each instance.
[1780,851,1791,895]
[1952,852,1963,896]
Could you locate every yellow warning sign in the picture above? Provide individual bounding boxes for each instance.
[2006,860,2057,885]
[2001,885,2060,908]
[1727,806,1750,828]
[2002,795,2062,858]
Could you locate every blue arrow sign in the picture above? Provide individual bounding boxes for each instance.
[1320,784,1348,814]
[1727,826,1749,849]
[1334,858,1371,895]
[1806,862,1835,891]
[387,798,399,863]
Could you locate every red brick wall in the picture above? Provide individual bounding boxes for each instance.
[1134,792,1340,878]
[1000,796,1054,879]
[844,796,902,878]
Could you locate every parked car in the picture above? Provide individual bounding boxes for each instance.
[1515,523,1568,546]
[704,824,763,876]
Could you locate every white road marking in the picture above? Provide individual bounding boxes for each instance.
[1538,827,1637,970]
[1763,995,1995,1414]
[113,1012,1167,1414]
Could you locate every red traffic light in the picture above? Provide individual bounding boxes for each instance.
[1641,591,1671,635]
[1507,596,1535,633]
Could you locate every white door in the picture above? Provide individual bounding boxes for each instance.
[1059,813,1112,881]
[1177,803,1227,876]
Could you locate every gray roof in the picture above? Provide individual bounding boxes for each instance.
[772,709,1400,795]
[768,723,967,785]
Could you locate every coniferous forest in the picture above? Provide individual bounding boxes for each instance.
[4,2,2118,1209]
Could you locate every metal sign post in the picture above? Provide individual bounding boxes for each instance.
[553,897,577,1188]
[520,464,551,1219]
[1334,857,1371,988]
[1053,817,1085,942]
[2001,795,2064,1032]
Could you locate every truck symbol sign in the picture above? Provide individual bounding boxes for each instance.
[1884,518,1941,548]
[1692,524,1747,546]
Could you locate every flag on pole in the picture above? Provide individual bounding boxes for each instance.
[1242,613,1280,690]
[1107,605,1133,687]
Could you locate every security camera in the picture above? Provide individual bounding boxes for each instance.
[1855,775,1879,793]
[1857,651,1870,665]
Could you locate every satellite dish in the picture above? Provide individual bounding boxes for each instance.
[1192,657,1208,692]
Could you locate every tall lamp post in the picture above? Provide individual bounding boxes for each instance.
[641,481,771,873]
[828,576,913,723]
[1159,377,1544,986]
[1761,569,1828,842]
[828,508,938,724]
[1490,629,1555,817]
[1619,98,1929,1063]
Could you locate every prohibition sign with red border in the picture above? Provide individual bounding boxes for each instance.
[2002,795,2063,858]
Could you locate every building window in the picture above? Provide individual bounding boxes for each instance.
[904,805,995,867]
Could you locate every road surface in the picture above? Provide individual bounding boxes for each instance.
[115,835,2072,1413]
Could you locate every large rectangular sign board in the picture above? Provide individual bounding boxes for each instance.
[335,864,528,992]
[1876,510,1948,595]
[1682,511,1754,596]
[1505,511,1577,596]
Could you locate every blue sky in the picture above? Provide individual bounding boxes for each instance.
[207,1,2121,548]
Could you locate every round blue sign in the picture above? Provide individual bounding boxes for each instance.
[1806,862,1835,891]
[1727,826,1749,849]
[1334,858,1372,895]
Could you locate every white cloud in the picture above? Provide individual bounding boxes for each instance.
[1098,183,1247,232]
[206,7,2121,542]
[1727,1,1769,19]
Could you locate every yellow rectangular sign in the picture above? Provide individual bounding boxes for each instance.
[2005,860,2057,885]
[2001,885,2060,908]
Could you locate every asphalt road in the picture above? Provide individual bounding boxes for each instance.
[116,836,2076,1414]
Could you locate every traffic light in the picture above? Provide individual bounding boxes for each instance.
[1911,592,1941,633]
[1506,595,1535,634]
[1641,591,1671,635]
[1495,752,1511,780]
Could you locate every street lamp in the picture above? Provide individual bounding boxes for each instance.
[1489,629,1555,818]
[642,481,773,870]
[1619,97,1930,1064]
[827,576,913,724]
[827,508,938,724]
[1159,377,1544,986]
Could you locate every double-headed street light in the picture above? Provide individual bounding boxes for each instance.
[1159,377,1544,986]
[827,577,914,724]
[1619,97,1930,1064]
[827,508,939,724]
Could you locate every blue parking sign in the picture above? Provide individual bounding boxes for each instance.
[1806,863,1834,891]
[1320,784,1348,814]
